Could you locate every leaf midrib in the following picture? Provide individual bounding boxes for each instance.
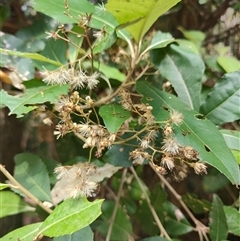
[40,201,101,234]
[205,88,240,118]
[165,50,194,109]
[10,85,60,114]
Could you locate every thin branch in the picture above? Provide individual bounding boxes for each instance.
[0,164,52,214]
[106,168,128,241]
[150,162,209,241]
[130,166,171,240]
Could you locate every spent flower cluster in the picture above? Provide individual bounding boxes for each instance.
[52,91,116,156]
[159,110,207,180]
[42,67,99,89]
[54,163,99,199]
[77,123,116,157]
[127,107,207,180]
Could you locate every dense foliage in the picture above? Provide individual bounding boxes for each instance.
[0,0,240,241]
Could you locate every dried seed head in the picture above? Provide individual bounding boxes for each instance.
[54,165,72,179]
[174,170,187,181]
[86,72,100,89]
[54,163,99,199]
[181,146,198,160]
[152,163,167,175]
[43,117,53,126]
[83,136,96,148]
[109,133,116,142]
[130,149,146,165]
[149,129,158,140]
[193,162,207,175]
[54,123,69,139]
[161,155,175,170]
[70,181,99,198]
[118,89,133,110]
[85,96,94,106]
[162,137,181,155]
[169,109,184,125]
[143,106,155,125]
[140,139,150,149]
[78,124,91,136]
[163,123,173,137]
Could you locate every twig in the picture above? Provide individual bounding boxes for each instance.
[130,166,171,240]
[106,168,128,241]
[150,162,209,241]
[0,164,52,214]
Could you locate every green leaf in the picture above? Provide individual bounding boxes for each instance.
[38,197,103,237]
[202,168,229,192]
[99,103,131,133]
[97,62,126,82]
[0,33,36,80]
[15,14,57,44]
[53,226,94,241]
[83,60,126,82]
[14,153,52,202]
[209,194,228,241]
[221,130,240,151]
[0,48,62,67]
[232,150,240,165]
[0,191,35,218]
[121,197,137,214]
[178,27,205,47]
[36,38,68,70]
[0,5,10,29]
[136,200,159,235]
[200,71,240,125]
[205,55,224,72]
[94,200,132,240]
[129,179,150,201]
[142,31,175,54]
[163,202,193,236]
[68,26,85,63]
[151,44,205,110]
[106,0,181,42]
[93,30,117,54]
[223,206,240,236]
[165,217,193,237]
[33,0,95,23]
[151,183,168,208]
[33,0,131,43]
[1,222,42,241]
[182,193,211,214]
[103,142,134,167]
[0,80,70,118]
[175,39,199,55]
[217,56,240,73]
[136,81,240,185]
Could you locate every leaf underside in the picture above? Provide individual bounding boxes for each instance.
[106,0,181,42]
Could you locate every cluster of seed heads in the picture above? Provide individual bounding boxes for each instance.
[129,107,207,181]
[40,67,208,198]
